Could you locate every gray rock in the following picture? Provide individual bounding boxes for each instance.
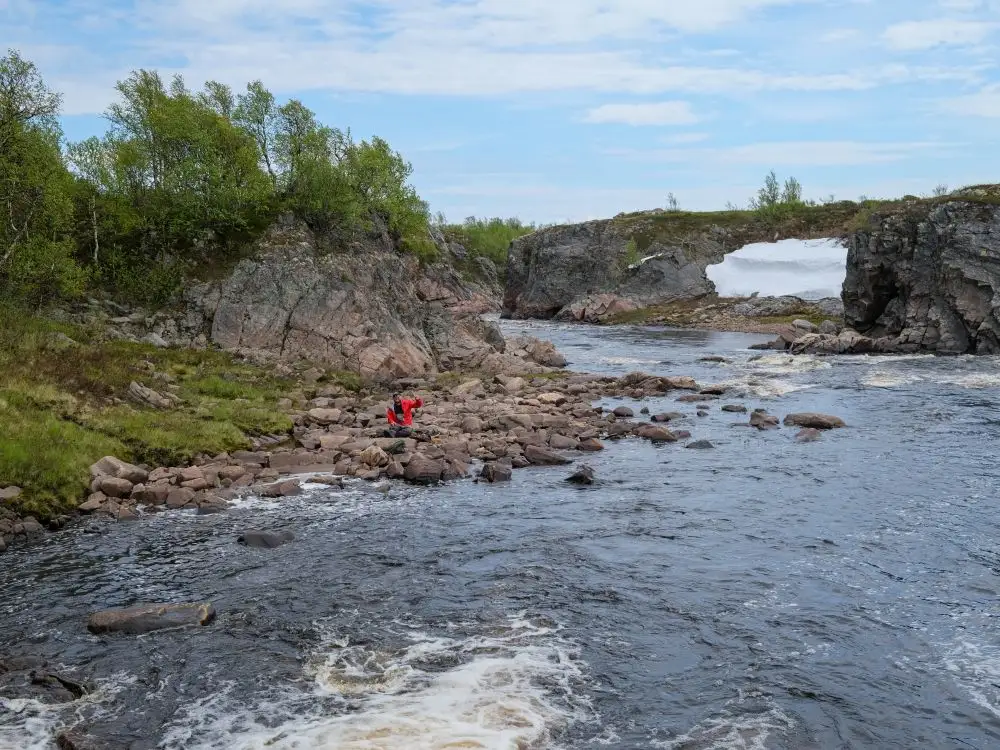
[783,413,846,429]
[685,440,715,450]
[721,404,748,413]
[749,410,780,430]
[404,455,445,484]
[480,462,513,483]
[633,424,678,442]
[0,486,22,501]
[818,319,841,335]
[565,464,596,485]
[523,444,572,465]
[792,319,819,333]
[142,332,169,348]
[258,479,302,498]
[87,603,216,634]
[612,406,634,418]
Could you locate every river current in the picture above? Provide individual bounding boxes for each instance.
[3,320,1000,749]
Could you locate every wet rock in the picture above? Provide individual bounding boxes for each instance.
[360,445,391,468]
[796,428,823,442]
[697,410,708,418]
[386,461,405,479]
[549,434,580,450]
[166,488,197,509]
[404,455,445,484]
[565,464,596,485]
[116,507,139,522]
[783,413,846,429]
[699,385,727,395]
[0,486,22,502]
[749,409,780,430]
[651,412,683,423]
[16,518,44,536]
[258,479,302,498]
[612,406,635,418]
[0,656,89,704]
[676,394,706,403]
[523,444,572,465]
[78,493,108,513]
[237,530,295,548]
[56,730,120,750]
[87,603,216,635]
[640,406,650,415]
[480,462,513,483]
[634,425,678,442]
[578,437,605,452]
[722,404,748,413]
[685,440,715,450]
[698,356,729,363]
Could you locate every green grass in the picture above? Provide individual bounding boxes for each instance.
[0,303,296,520]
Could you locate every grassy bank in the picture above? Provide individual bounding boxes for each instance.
[0,306,305,521]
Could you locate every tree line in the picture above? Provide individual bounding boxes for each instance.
[0,50,435,304]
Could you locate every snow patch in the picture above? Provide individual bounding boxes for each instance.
[706,238,847,300]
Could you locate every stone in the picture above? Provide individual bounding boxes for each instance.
[99,477,134,499]
[651,412,683,423]
[0,486,22,501]
[565,464,596,485]
[792,319,819,333]
[218,465,247,481]
[258,480,302,497]
[78,493,107,513]
[819,319,841,335]
[116,507,139,522]
[89,456,148,483]
[549,434,580,450]
[783,413,846,429]
[142,332,169,348]
[360,445,391,468]
[796,428,823,442]
[523,444,572,465]
[127,381,174,409]
[56,731,113,750]
[386,460,405,479]
[307,408,343,425]
[538,392,567,406]
[460,415,483,433]
[722,404,748,413]
[403,455,444,484]
[699,385,727,395]
[578,437,604,452]
[237,530,295,548]
[633,425,677,442]
[685,440,715,450]
[612,406,634,418]
[166,488,197,509]
[480,462,513,483]
[87,603,216,635]
[749,410,780,430]
[454,379,486,396]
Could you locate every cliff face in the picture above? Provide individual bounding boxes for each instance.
[85,217,558,378]
[842,197,1000,354]
[502,206,859,322]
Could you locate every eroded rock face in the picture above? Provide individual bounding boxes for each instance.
[503,219,725,320]
[843,195,1000,354]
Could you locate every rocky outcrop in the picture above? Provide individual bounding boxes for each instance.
[502,209,852,322]
[62,217,559,378]
[836,193,1000,354]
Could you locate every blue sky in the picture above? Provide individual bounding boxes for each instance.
[4,0,1000,223]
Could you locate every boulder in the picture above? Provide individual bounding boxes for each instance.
[404,455,444,484]
[819,319,841,335]
[237,530,295,548]
[783,413,846,429]
[99,477,134,499]
[78,493,108,513]
[523,444,572,465]
[796,428,823,442]
[307,408,343,425]
[0,486,22,502]
[258,479,302,497]
[89,456,148,484]
[127,381,174,409]
[699,385,727,395]
[538,392,567,406]
[685,440,715,450]
[651,412,683,423]
[578,437,605,452]
[166,488,197,509]
[87,603,216,635]
[565,464,596,485]
[722,404,748,413]
[549,434,580,450]
[612,406,634,418]
[460,415,483,433]
[749,410,780,430]
[360,445,391,468]
[793,319,819,333]
[480,462,513,483]
[633,425,677,443]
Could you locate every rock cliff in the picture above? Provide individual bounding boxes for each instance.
[75,217,558,378]
[791,189,1000,355]
[502,205,859,322]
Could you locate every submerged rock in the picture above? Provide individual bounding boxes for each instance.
[87,603,216,635]
[685,440,715,450]
[796,428,823,442]
[565,465,596,485]
[237,530,295,548]
[784,413,846,429]
[749,410,780,430]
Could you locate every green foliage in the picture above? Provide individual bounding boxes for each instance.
[748,171,808,224]
[624,237,642,267]
[0,50,86,302]
[443,216,537,266]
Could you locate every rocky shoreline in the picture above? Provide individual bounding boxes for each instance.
[0,367,846,558]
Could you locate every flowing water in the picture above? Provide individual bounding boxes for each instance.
[4,321,1000,749]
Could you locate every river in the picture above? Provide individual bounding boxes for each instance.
[3,320,1000,749]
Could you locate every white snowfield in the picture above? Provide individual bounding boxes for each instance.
[705,238,847,300]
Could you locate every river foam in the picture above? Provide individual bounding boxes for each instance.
[159,614,591,750]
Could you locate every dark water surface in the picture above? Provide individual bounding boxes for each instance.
[4,321,1000,749]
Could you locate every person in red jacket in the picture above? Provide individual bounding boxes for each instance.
[384,393,423,437]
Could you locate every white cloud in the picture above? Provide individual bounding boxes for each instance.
[584,101,700,125]
[608,140,949,167]
[820,28,861,42]
[945,83,1000,116]
[884,19,998,50]
[662,132,711,144]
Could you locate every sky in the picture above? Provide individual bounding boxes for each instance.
[3,0,1000,224]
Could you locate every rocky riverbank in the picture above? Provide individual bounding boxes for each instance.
[0,367,846,557]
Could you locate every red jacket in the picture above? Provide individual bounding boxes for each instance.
[386,397,422,426]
